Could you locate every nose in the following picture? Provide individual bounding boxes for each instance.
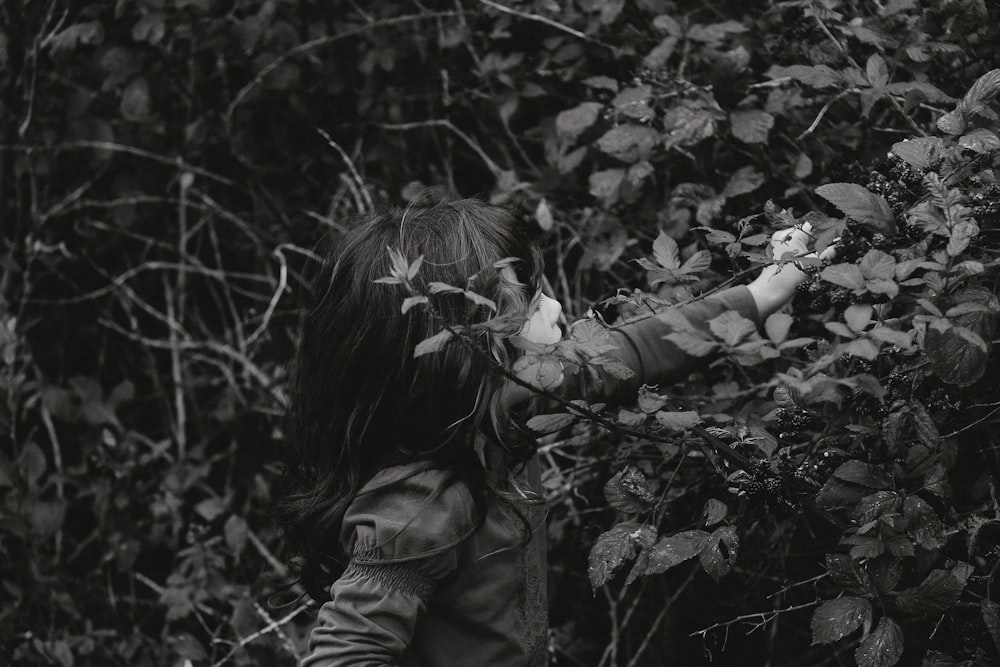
[543,295,562,321]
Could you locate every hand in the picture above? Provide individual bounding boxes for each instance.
[746,224,826,318]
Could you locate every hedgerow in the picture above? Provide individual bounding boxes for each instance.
[2,1,999,665]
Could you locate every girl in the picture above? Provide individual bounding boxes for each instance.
[278,193,816,666]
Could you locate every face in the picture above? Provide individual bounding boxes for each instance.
[516,292,563,345]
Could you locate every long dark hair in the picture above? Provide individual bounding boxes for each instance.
[277,193,545,600]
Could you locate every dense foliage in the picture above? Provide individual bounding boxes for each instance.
[2,0,999,665]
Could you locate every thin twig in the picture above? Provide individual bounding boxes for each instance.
[376,119,505,178]
[208,604,309,667]
[477,0,618,52]
[316,128,373,212]
[245,248,289,347]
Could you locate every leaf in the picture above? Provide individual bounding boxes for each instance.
[513,353,563,391]
[924,325,989,386]
[589,168,626,203]
[765,313,793,344]
[708,311,757,347]
[18,442,47,487]
[596,124,661,163]
[958,128,1000,153]
[816,478,873,509]
[651,231,680,269]
[891,138,944,170]
[832,461,892,489]
[643,36,678,69]
[611,86,654,121]
[637,385,669,413]
[845,305,874,333]
[527,412,577,434]
[730,110,774,144]
[811,596,871,645]
[854,616,904,667]
[866,54,889,88]
[121,77,152,122]
[983,600,1000,654]
[702,499,727,527]
[699,525,739,581]
[645,530,709,574]
[767,64,843,88]
[556,102,603,142]
[49,21,105,58]
[195,497,226,522]
[534,199,554,231]
[815,183,896,234]
[853,491,902,524]
[414,329,453,357]
[722,166,765,198]
[604,465,657,513]
[894,565,970,615]
[655,410,702,431]
[821,264,866,291]
[224,515,248,560]
[401,295,428,314]
[860,250,896,281]
[588,522,656,589]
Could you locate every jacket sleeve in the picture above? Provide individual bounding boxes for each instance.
[301,471,477,667]
[569,286,761,404]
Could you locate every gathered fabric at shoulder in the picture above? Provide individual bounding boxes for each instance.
[340,462,480,565]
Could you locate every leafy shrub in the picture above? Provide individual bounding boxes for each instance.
[2,0,999,665]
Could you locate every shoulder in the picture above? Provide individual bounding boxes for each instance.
[341,461,480,563]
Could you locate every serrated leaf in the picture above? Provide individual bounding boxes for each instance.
[958,128,1000,153]
[605,466,657,513]
[833,461,892,489]
[652,231,680,270]
[867,54,889,88]
[414,329,453,357]
[708,311,757,347]
[655,410,702,431]
[702,499,727,527]
[924,325,989,386]
[845,304,874,333]
[821,264,866,291]
[645,530,709,574]
[588,522,656,590]
[527,412,577,434]
[854,616,904,667]
[891,138,943,170]
[556,102,603,142]
[589,168,626,203]
[612,86,654,121]
[894,567,968,615]
[730,110,774,144]
[811,596,871,645]
[699,525,739,581]
[765,313,793,344]
[815,183,896,234]
[596,124,661,163]
[853,491,902,524]
[512,353,563,390]
[767,64,843,88]
[816,478,874,509]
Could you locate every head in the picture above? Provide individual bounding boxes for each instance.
[278,193,547,597]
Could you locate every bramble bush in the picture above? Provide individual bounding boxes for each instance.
[2,1,999,666]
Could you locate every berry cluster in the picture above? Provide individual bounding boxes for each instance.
[739,460,783,503]
[969,182,1000,228]
[776,406,817,438]
[865,157,927,216]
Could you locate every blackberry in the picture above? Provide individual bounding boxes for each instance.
[870,233,890,249]
[829,287,856,308]
[776,407,816,433]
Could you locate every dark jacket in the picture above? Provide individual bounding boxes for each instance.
[302,286,760,666]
